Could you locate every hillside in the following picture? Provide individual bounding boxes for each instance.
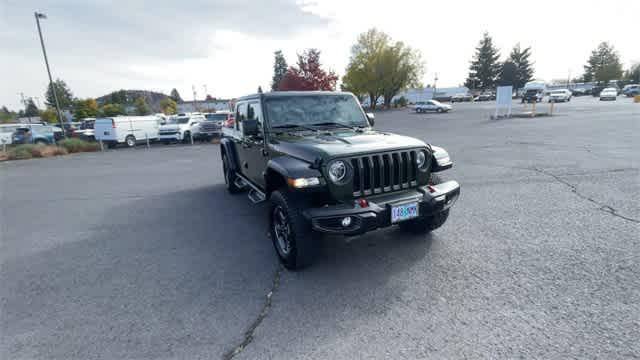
[96,90,171,112]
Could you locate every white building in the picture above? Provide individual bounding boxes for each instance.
[177,100,231,113]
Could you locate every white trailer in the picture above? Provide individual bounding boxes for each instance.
[94,116,162,148]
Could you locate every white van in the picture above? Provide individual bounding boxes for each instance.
[94,116,162,148]
[0,124,22,145]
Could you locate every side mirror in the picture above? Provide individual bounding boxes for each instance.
[366,113,375,127]
[242,119,259,137]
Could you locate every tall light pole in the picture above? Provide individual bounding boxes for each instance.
[35,11,65,138]
[433,73,438,100]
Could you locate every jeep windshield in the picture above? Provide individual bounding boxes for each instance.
[265,95,368,129]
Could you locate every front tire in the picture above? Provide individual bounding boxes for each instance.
[182,131,191,144]
[269,189,317,270]
[399,174,450,234]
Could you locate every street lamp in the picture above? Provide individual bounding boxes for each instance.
[433,73,438,100]
[35,11,65,138]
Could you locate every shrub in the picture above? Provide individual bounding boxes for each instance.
[7,145,35,160]
[57,138,100,153]
[31,145,68,158]
[393,96,408,108]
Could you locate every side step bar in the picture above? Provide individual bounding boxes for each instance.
[234,174,267,204]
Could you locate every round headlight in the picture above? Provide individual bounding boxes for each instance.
[328,160,347,183]
[416,150,428,169]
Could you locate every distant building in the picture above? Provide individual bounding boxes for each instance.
[177,100,231,113]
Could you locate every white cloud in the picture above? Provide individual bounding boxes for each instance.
[2,0,638,110]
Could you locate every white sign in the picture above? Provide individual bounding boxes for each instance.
[495,86,513,117]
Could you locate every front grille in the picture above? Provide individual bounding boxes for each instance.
[159,131,178,135]
[350,150,420,197]
[200,122,222,132]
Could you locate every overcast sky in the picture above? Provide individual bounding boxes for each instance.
[1,0,638,110]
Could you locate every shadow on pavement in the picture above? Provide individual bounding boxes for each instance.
[2,185,276,359]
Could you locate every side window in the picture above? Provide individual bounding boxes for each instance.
[247,102,262,133]
[235,102,247,131]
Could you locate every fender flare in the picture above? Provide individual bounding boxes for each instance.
[430,145,453,172]
[265,156,323,193]
[220,137,239,172]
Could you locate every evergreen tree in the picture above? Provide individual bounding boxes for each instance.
[509,44,534,90]
[170,88,183,102]
[271,50,288,91]
[625,62,640,83]
[45,79,74,109]
[25,99,40,117]
[465,32,501,91]
[499,61,517,86]
[583,42,623,84]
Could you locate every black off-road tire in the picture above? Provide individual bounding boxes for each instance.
[222,154,242,194]
[269,189,317,270]
[182,131,191,144]
[399,173,450,234]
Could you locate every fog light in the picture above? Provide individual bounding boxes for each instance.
[341,217,352,227]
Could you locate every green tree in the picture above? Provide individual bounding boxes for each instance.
[40,108,59,123]
[625,62,640,83]
[109,90,128,104]
[134,97,151,115]
[342,28,423,109]
[271,50,288,91]
[499,61,517,86]
[1,106,17,123]
[465,32,502,90]
[101,103,125,117]
[74,98,99,119]
[169,88,183,103]
[160,98,177,115]
[45,79,74,109]
[583,42,623,84]
[509,44,534,90]
[25,99,40,117]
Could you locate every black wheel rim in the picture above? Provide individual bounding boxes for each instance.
[272,205,291,257]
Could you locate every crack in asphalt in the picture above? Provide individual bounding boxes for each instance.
[222,264,283,360]
[531,167,640,224]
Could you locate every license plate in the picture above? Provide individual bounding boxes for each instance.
[391,202,419,223]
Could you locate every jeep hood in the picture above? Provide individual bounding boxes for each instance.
[271,130,427,163]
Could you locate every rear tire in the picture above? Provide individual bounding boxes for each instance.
[269,189,317,270]
[35,139,47,145]
[125,135,136,148]
[399,173,450,234]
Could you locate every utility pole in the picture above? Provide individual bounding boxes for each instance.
[35,12,65,138]
[192,85,198,112]
[433,73,438,100]
[19,93,32,124]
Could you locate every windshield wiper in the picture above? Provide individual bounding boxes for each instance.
[272,124,319,133]
[310,122,364,131]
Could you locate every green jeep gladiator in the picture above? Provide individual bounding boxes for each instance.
[220,91,460,269]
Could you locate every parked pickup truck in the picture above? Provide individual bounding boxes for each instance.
[199,112,233,140]
[158,113,205,143]
[220,91,460,269]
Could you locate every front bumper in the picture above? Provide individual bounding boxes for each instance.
[159,133,181,140]
[304,181,460,235]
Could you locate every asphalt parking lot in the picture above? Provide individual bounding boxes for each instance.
[1,96,638,359]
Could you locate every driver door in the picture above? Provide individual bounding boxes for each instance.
[242,101,269,188]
